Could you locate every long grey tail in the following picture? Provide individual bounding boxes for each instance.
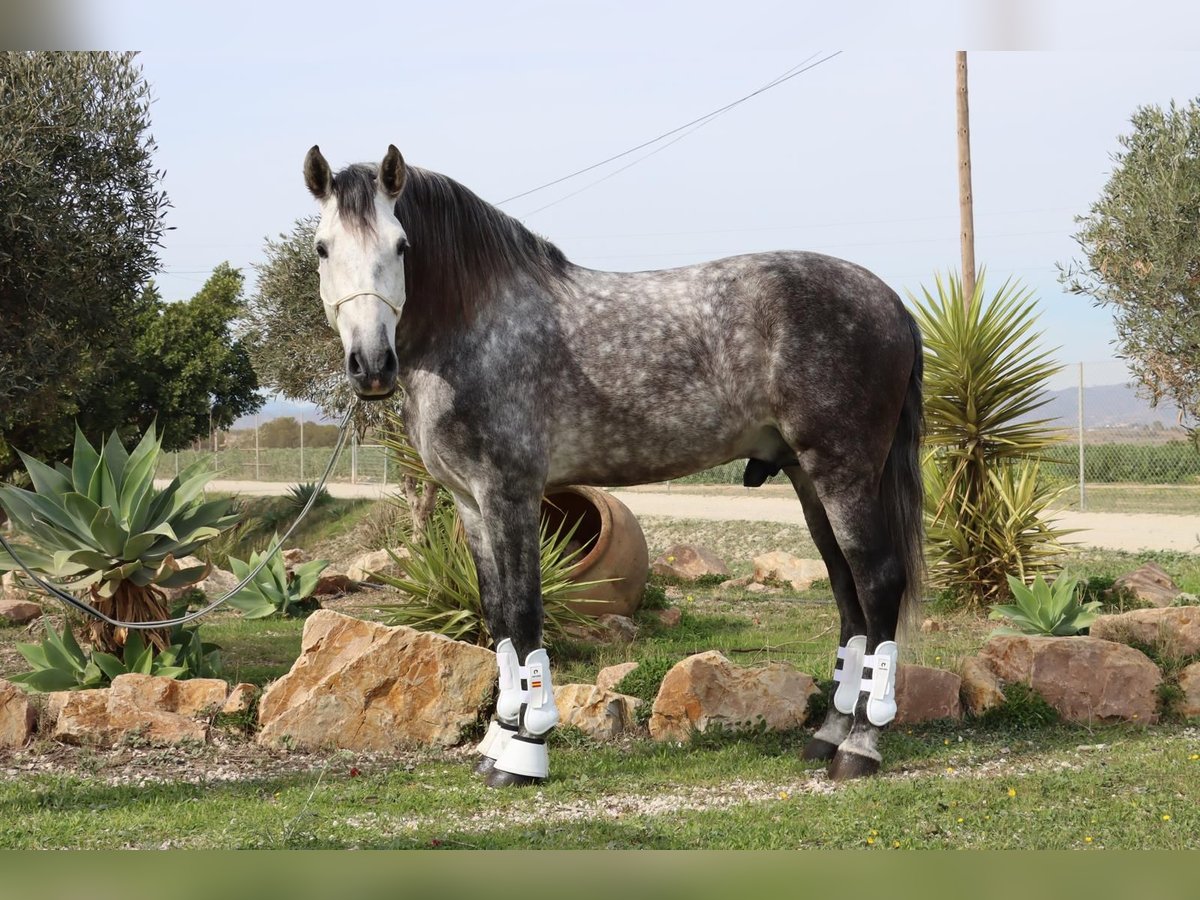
[881,312,925,639]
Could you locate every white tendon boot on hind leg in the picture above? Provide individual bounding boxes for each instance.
[803,635,865,760]
[475,639,522,776]
[487,648,559,788]
[829,640,899,782]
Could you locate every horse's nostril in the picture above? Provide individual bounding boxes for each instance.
[383,347,398,375]
[347,351,364,378]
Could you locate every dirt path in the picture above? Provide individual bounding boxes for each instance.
[191,480,1200,554]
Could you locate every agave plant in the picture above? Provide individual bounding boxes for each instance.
[0,424,239,653]
[10,609,222,692]
[909,272,1072,607]
[989,573,1101,637]
[225,537,328,618]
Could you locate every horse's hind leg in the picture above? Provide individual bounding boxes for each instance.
[790,452,906,781]
[783,466,868,762]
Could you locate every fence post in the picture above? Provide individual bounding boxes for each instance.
[299,411,305,482]
[351,430,358,485]
[1078,361,1086,511]
[255,414,261,481]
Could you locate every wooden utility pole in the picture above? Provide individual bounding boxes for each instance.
[956,51,976,308]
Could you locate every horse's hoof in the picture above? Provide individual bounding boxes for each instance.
[485,768,545,789]
[474,755,497,777]
[801,737,840,762]
[827,749,881,782]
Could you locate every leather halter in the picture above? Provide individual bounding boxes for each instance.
[323,290,403,325]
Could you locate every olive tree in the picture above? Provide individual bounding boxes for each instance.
[1061,99,1200,426]
[0,52,168,482]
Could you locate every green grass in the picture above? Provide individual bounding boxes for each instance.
[1,530,1198,848]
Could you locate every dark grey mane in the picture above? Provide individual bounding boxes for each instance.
[331,163,569,338]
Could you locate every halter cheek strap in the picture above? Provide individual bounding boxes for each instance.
[323,290,403,326]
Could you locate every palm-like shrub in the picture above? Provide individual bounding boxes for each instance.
[0,424,239,653]
[910,273,1072,608]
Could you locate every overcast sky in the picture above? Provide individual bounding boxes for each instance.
[86,1,1200,390]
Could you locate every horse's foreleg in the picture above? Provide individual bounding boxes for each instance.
[469,491,560,789]
[456,495,523,777]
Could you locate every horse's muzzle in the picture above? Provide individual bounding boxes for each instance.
[346,346,398,400]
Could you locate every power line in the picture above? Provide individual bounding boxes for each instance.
[496,51,842,207]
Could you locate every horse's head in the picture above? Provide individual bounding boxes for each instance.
[304,144,408,399]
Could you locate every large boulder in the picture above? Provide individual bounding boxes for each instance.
[1091,606,1200,658]
[649,650,817,742]
[895,665,962,724]
[1179,662,1200,719]
[554,684,642,740]
[1111,562,1182,608]
[0,680,35,748]
[50,674,230,747]
[978,635,1161,724]
[257,610,495,750]
[751,552,828,592]
[650,544,730,581]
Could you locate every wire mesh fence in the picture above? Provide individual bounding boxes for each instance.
[159,360,1199,514]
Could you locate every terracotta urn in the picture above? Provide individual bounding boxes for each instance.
[541,486,648,618]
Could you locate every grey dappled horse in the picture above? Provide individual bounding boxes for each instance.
[303,145,924,787]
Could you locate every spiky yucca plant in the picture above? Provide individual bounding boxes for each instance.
[374,411,604,646]
[0,424,239,653]
[910,273,1072,608]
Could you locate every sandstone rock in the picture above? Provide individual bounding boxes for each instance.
[313,572,359,596]
[554,683,642,740]
[649,650,817,741]
[1179,662,1200,719]
[752,552,828,591]
[50,674,229,747]
[746,582,771,594]
[596,661,639,693]
[650,544,730,581]
[960,657,1006,716]
[1091,606,1200,658]
[257,610,495,750]
[1111,562,1181,608]
[565,614,638,644]
[109,674,228,717]
[196,566,239,598]
[652,608,682,628]
[221,683,260,715]
[920,618,942,634]
[895,665,962,724]
[282,548,310,565]
[979,635,1161,723]
[345,548,409,584]
[0,680,35,749]
[717,574,755,595]
[0,598,42,626]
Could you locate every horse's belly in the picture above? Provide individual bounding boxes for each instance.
[546,418,786,488]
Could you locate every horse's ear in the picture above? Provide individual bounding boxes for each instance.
[379,144,407,199]
[304,145,332,200]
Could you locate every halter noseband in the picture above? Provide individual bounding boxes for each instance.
[323,290,403,326]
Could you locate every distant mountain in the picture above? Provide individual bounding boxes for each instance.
[232,398,331,429]
[1036,383,1185,430]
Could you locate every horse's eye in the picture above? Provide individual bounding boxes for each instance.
[316,242,328,259]
[396,238,409,257]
